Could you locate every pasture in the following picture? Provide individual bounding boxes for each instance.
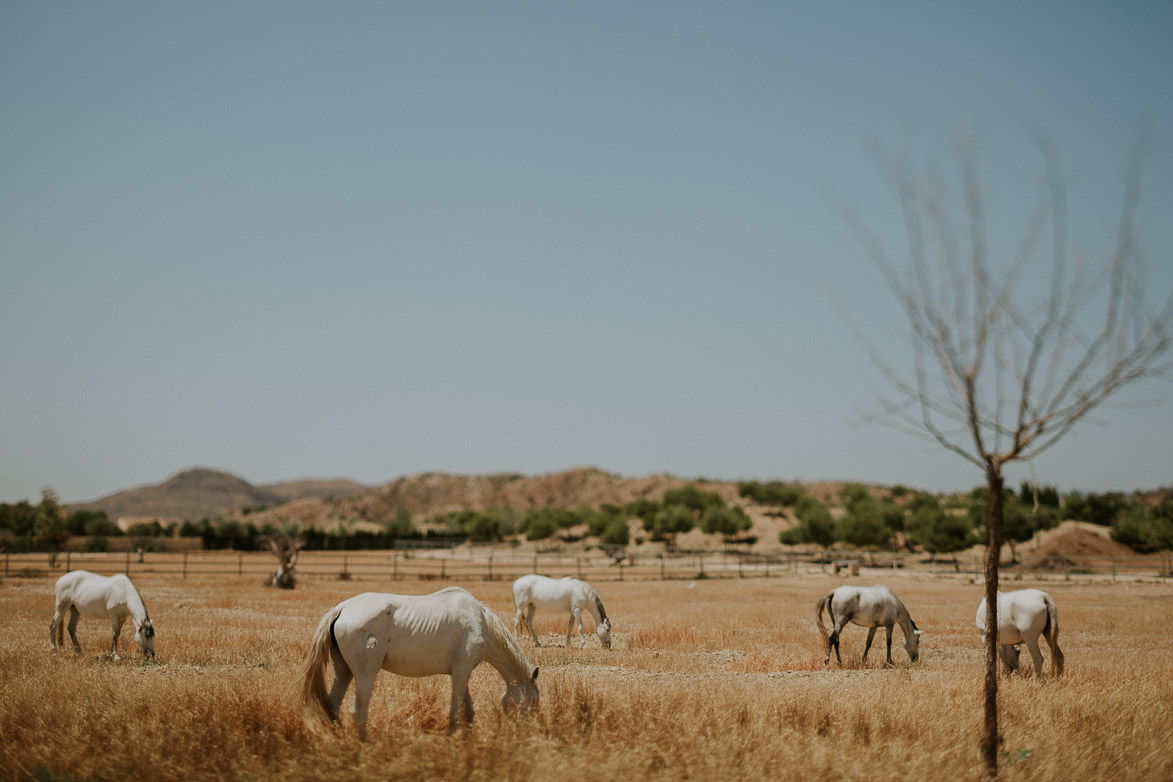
[1,573,1170,781]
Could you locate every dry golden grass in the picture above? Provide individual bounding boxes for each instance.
[2,573,1171,781]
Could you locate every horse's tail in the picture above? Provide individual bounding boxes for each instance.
[815,590,834,644]
[298,604,345,732]
[1043,593,1064,677]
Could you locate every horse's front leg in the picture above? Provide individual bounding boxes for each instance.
[447,668,475,735]
[109,615,125,660]
[574,609,587,647]
[884,624,894,665]
[862,627,877,663]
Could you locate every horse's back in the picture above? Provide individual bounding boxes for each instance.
[977,589,1051,642]
[1002,589,1051,637]
[332,589,487,676]
[832,585,902,625]
[56,570,135,617]
[514,574,578,608]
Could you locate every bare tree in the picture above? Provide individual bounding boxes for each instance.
[845,130,1172,776]
[264,527,305,589]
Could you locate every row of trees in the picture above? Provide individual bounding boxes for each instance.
[4,482,1170,555]
[744,480,1173,560]
[425,484,753,548]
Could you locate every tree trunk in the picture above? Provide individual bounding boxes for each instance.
[981,467,1004,777]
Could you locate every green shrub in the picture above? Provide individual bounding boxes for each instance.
[83,536,109,553]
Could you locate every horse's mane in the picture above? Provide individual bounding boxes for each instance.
[593,593,608,623]
[479,600,533,677]
[120,575,151,624]
[575,581,607,623]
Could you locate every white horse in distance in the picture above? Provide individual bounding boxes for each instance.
[51,570,155,660]
[976,588,1064,678]
[299,587,539,739]
[815,584,921,666]
[512,574,611,649]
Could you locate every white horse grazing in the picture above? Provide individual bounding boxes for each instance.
[50,570,155,660]
[512,574,611,649]
[299,587,539,740]
[815,584,921,666]
[976,588,1064,678]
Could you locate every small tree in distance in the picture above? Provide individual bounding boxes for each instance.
[844,128,1173,776]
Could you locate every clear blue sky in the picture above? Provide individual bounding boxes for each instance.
[2,2,1171,503]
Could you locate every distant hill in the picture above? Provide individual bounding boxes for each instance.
[68,468,367,522]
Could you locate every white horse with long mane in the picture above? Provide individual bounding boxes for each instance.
[976,588,1064,678]
[50,570,155,660]
[815,584,920,666]
[512,574,611,649]
[299,587,539,739]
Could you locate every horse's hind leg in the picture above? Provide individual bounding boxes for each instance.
[827,616,849,666]
[350,670,377,741]
[1023,636,1045,678]
[66,606,82,654]
[524,604,540,646]
[325,644,353,724]
[50,603,68,652]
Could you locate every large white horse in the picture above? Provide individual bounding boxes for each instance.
[50,570,155,660]
[815,584,921,666]
[976,588,1064,678]
[512,574,611,649]
[299,587,539,739]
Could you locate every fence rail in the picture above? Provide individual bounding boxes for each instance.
[3,549,1170,583]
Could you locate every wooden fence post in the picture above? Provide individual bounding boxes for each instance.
[392,554,398,581]
[183,551,188,580]
[488,556,493,581]
[66,552,71,572]
[441,559,446,580]
[125,550,131,575]
[238,553,243,577]
[343,555,349,578]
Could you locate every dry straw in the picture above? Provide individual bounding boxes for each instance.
[2,575,1170,780]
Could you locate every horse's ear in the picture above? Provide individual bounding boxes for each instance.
[531,666,539,682]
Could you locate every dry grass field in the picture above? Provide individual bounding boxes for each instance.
[2,572,1170,781]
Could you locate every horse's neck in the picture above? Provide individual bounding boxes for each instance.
[582,589,604,624]
[481,613,530,684]
[894,605,913,635]
[124,584,149,626]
